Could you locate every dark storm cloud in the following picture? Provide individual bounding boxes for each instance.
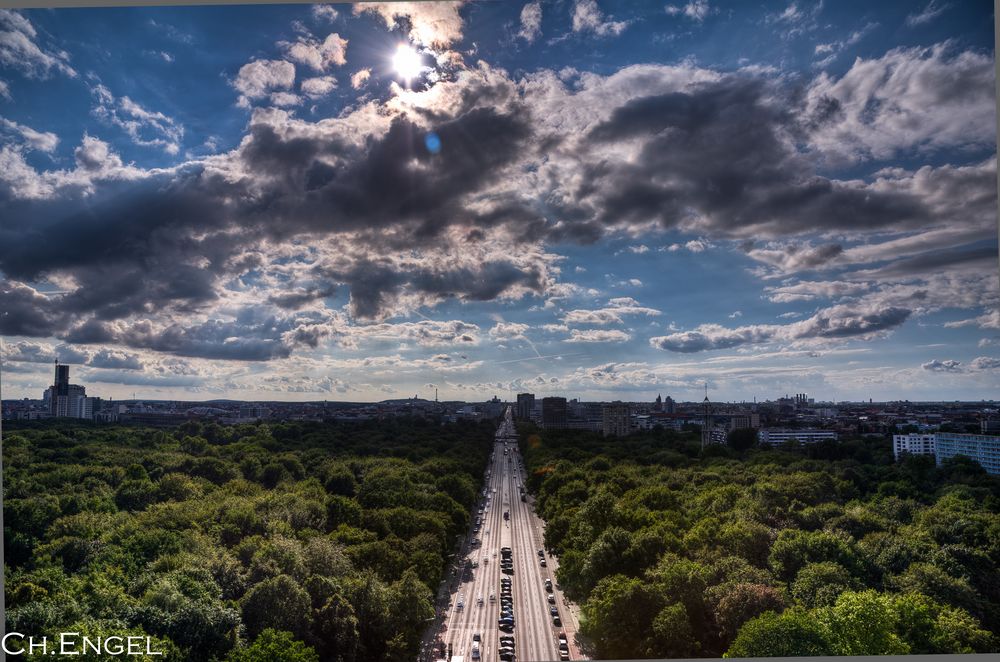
[0,94,543,337]
[855,245,998,280]
[0,60,979,362]
[0,280,66,336]
[267,284,337,309]
[88,347,144,370]
[574,78,928,237]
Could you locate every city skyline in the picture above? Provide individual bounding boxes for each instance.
[0,0,998,403]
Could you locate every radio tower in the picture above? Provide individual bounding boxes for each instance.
[701,382,711,450]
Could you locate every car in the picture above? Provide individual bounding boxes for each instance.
[490,593,496,602]
[472,560,479,568]
[553,615,562,626]
[559,651,570,661]
[538,549,545,557]
[550,606,558,617]
[499,652,515,661]
[545,580,553,592]
[477,595,484,606]
[540,559,547,567]
[473,633,482,643]
[547,594,556,604]
[471,642,481,660]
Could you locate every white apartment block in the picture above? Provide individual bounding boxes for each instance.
[934,433,1000,476]
[892,434,936,460]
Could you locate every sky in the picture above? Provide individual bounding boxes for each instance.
[0,0,997,404]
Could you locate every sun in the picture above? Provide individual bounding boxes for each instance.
[392,44,424,82]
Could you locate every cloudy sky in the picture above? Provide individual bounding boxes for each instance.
[0,0,997,403]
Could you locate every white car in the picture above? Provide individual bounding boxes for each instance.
[457,595,465,610]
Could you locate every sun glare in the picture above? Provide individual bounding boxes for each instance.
[392,44,425,82]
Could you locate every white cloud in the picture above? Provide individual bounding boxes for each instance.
[0,9,76,79]
[804,43,996,163]
[1,117,58,152]
[269,92,304,107]
[233,59,297,104]
[651,303,911,353]
[312,4,339,22]
[0,80,9,100]
[566,328,630,343]
[281,33,348,72]
[906,0,949,27]
[518,2,542,42]
[489,322,530,340]
[354,2,466,47]
[301,75,338,98]
[945,310,1000,330]
[572,0,629,37]
[90,85,184,154]
[665,0,711,22]
[350,68,371,89]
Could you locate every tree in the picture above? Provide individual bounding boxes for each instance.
[816,590,908,655]
[768,528,861,582]
[647,602,699,658]
[710,583,785,646]
[893,592,995,654]
[227,629,320,662]
[791,562,861,608]
[726,608,833,657]
[241,575,313,640]
[581,575,663,659]
[726,428,758,451]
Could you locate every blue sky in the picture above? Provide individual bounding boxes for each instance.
[0,0,997,403]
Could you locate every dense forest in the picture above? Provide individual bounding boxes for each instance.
[3,418,495,661]
[520,425,1000,658]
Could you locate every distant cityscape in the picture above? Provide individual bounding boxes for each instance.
[3,360,999,476]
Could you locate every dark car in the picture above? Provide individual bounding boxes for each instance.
[550,606,558,617]
[553,615,562,626]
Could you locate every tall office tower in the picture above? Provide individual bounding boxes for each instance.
[541,396,568,430]
[51,361,70,417]
[664,395,676,414]
[516,392,535,420]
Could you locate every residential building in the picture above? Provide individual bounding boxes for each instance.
[892,433,936,460]
[758,428,838,445]
[934,432,1000,475]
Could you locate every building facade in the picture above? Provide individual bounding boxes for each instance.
[934,433,1000,475]
[516,393,535,420]
[541,396,568,430]
[892,434,936,460]
[602,403,631,437]
[758,428,838,445]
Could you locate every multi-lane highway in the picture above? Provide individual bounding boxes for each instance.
[433,407,583,662]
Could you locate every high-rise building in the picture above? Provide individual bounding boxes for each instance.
[654,394,663,412]
[46,362,93,419]
[516,393,535,420]
[664,395,676,414]
[602,402,631,437]
[50,360,70,416]
[541,396,567,430]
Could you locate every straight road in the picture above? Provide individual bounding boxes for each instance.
[433,407,583,662]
